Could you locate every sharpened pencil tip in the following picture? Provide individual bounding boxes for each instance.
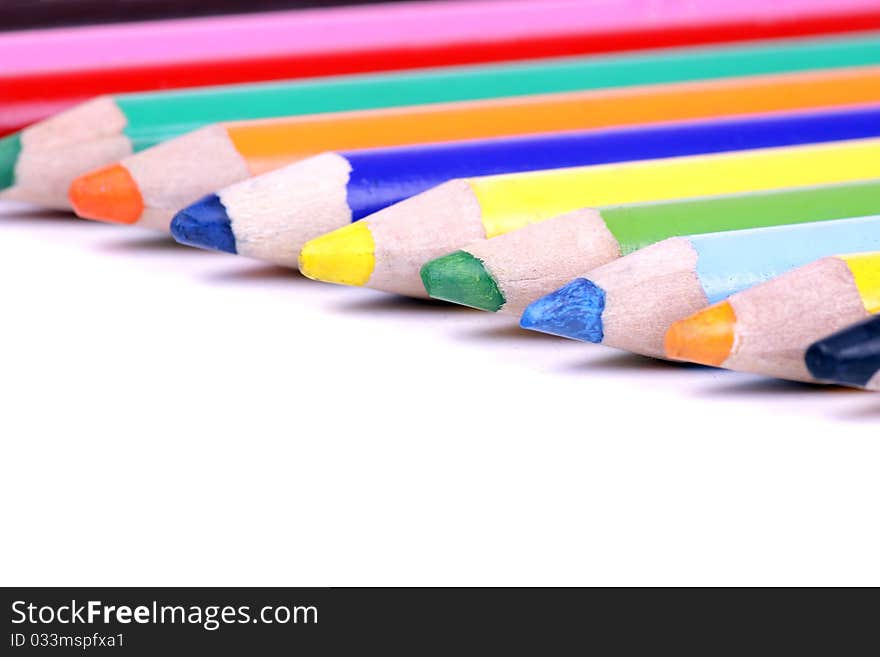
[520,278,605,342]
[171,194,237,254]
[69,163,144,224]
[298,221,375,286]
[805,318,880,388]
[420,251,505,311]
[0,132,21,190]
[804,341,838,381]
[664,301,736,366]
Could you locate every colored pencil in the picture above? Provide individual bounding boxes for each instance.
[297,139,880,298]
[9,0,880,35]
[0,1,416,31]
[7,0,880,77]
[21,0,837,136]
[664,252,880,383]
[520,215,880,361]
[7,33,880,209]
[805,316,880,390]
[424,179,880,315]
[171,106,880,266]
[65,65,880,230]
[16,0,877,77]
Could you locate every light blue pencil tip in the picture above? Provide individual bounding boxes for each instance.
[520,278,606,343]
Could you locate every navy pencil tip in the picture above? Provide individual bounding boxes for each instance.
[805,317,880,388]
[804,342,838,382]
[170,194,237,254]
[520,278,606,343]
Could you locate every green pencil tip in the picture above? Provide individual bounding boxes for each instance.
[0,132,21,190]
[420,250,505,312]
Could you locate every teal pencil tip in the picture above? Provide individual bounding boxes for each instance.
[420,250,505,312]
[0,132,22,190]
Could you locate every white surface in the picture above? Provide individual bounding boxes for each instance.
[1,200,878,587]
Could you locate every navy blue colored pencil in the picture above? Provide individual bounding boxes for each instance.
[169,104,880,268]
[805,316,880,390]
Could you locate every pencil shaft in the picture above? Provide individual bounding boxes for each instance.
[425,180,880,315]
[5,1,876,76]
[0,6,880,135]
[299,139,880,298]
[723,255,878,380]
[6,1,880,134]
[342,105,880,221]
[171,106,880,271]
[21,58,880,213]
[0,1,412,31]
[524,222,880,362]
[472,138,880,238]
[601,179,880,256]
[97,33,880,151]
[691,217,880,304]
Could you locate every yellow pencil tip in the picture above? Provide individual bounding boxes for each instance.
[664,301,736,366]
[298,221,376,286]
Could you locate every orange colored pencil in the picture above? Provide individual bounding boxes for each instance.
[70,65,880,230]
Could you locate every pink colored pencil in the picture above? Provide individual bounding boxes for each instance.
[4,0,880,76]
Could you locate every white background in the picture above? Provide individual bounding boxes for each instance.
[1,200,878,586]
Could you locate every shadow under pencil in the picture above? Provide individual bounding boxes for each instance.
[456,321,563,344]
[98,234,200,254]
[335,294,455,315]
[833,400,880,422]
[559,350,704,375]
[0,207,77,223]
[697,377,848,397]
[207,263,304,284]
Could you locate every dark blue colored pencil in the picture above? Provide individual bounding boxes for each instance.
[806,316,880,390]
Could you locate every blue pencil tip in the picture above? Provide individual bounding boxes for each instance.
[520,278,606,343]
[170,194,237,254]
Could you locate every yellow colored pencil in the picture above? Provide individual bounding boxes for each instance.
[298,138,880,297]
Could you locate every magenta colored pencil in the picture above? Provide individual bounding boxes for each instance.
[4,0,880,77]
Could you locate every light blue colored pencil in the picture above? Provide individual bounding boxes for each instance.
[520,213,880,357]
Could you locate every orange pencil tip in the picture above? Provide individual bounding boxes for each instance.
[69,164,144,225]
[664,301,736,366]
